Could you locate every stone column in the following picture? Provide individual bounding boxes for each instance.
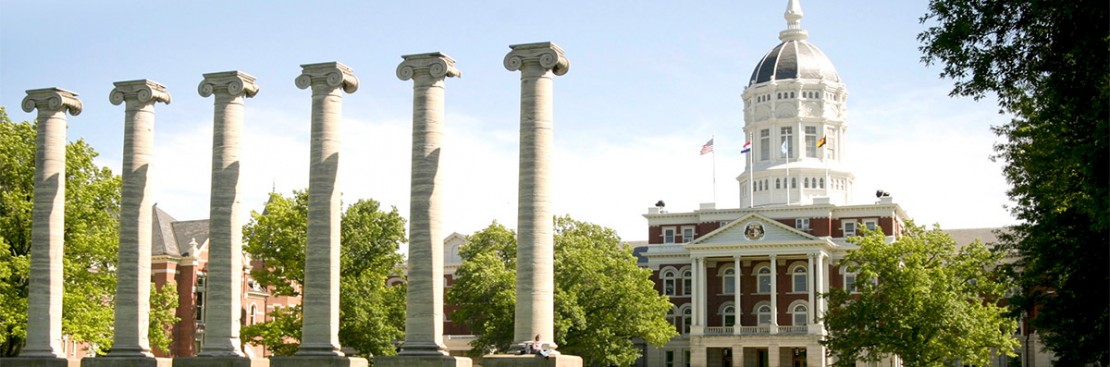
[483,42,581,367]
[86,80,172,367]
[690,257,702,334]
[175,71,264,367]
[272,62,364,367]
[505,42,568,347]
[377,54,470,367]
[768,345,780,367]
[11,88,81,367]
[817,253,827,332]
[807,253,816,333]
[769,255,778,334]
[733,257,741,330]
[731,346,743,367]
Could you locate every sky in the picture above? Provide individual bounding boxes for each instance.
[0,1,1016,246]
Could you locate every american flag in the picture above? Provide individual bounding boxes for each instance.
[700,138,714,155]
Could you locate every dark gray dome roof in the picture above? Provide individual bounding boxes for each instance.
[748,39,840,86]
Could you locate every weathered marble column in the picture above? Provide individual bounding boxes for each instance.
[377,52,471,367]
[482,42,581,367]
[11,88,81,367]
[85,80,172,367]
[505,42,569,348]
[273,62,363,367]
[176,71,265,367]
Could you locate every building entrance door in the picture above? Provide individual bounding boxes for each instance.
[791,347,807,367]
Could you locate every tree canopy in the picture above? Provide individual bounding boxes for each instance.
[918,1,1108,364]
[447,216,676,367]
[241,190,407,357]
[0,107,178,356]
[822,223,1019,367]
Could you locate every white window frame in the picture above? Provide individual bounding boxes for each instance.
[843,221,857,237]
[780,126,794,159]
[755,302,772,326]
[680,305,692,334]
[844,271,859,294]
[681,268,693,296]
[663,227,676,244]
[718,302,736,326]
[863,219,879,233]
[755,265,772,294]
[681,226,696,243]
[789,301,808,326]
[760,129,771,161]
[795,218,811,231]
[790,264,808,293]
[719,265,736,295]
[805,126,818,158]
[662,267,678,296]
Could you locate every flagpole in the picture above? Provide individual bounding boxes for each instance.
[748,133,754,208]
[785,139,790,206]
[712,134,717,204]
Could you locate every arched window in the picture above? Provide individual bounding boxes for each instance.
[719,302,736,326]
[248,304,258,325]
[680,305,693,334]
[775,178,781,189]
[820,178,825,189]
[756,266,772,294]
[791,265,808,293]
[791,302,808,326]
[755,303,772,326]
[661,268,678,296]
[666,306,680,332]
[720,266,736,295]
[681,268,693,296]
[804,177,810,188]
[791,177,797,189]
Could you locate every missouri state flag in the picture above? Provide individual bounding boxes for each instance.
[741,141,752,154]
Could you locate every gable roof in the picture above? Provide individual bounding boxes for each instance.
[152,204,180,256]
[688,213,824,248]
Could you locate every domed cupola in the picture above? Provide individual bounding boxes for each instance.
[738,0,855,208]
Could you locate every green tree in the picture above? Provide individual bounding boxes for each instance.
[918,1,1109,364]
[822,223,1019,367]
[241,190,407,357]
[0,107,178,356]
[149,281,181,355]
[447,216,677,367]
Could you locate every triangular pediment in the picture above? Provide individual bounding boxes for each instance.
[688,213,819,246]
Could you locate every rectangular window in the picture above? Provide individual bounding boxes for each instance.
[843,221,857,237]
[758,274,771,294]
[805,126,818,158]
[825,127,837,160]
[793,271,808,293]
[663,228,675,244]
[794,312,808,326]
[864,220,878,232]
[684,350,691,367]
[845,273,858,293]
[760,129,770,161]
[195,275,207,323]
[681,227,695,243]
[795,218,810,231]
[780,127,793,159]
[665,351,675,367]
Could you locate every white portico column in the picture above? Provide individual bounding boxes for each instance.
[807,253,816,333]
[15,88,81,365]
[769,254,779,334]
[733,256,742,333]
[295,62,358,357]
[105,80,171,359]
[817,253,828,331]
[690,257,702,333]
[505,42,569,348]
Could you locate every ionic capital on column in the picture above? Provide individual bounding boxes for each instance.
[110,79,172,106]
[397,52,461,83]
[22,88,82,115]
[503,42,570,76]
[199,71,260,98]
[296,62,359,93]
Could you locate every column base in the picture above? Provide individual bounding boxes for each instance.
[269,356,366,367]
[480,354,582,367]
[81,357,173,367]
[3,357,81,367]
[374,355,472,367]
[173,356,269,367]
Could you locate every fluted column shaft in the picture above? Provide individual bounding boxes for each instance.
[504,42,569,347]
[396,53,460,355]
[109,80,171,357]
[199,71,258,356]
[295,62,358,356]
[20,88,82,358]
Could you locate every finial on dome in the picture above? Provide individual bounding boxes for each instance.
[780,0,809,41]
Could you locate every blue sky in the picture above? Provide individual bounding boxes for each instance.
[0,1,1014,243]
